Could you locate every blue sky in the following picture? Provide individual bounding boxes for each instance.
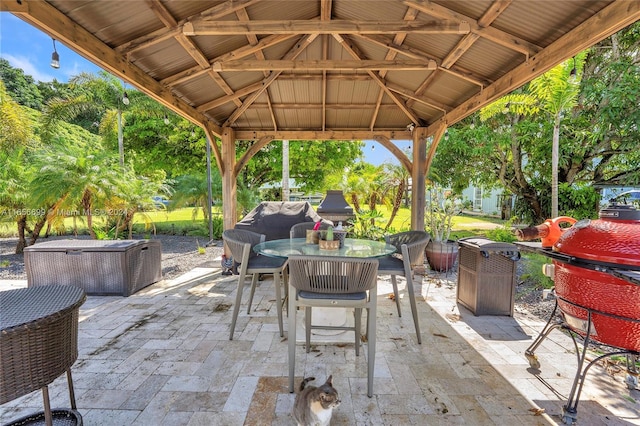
[1,13,410,165]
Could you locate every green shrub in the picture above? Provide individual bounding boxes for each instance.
[484,219,517,242]
[521,253,554,289]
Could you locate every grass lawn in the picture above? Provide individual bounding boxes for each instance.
[1,205,504,239]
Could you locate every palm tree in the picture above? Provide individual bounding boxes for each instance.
[480,55,582,218]
[30,140,122,239]
[529,56,582,217]
[382,162,409,230]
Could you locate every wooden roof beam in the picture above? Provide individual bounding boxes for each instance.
[234,130,412,140]
[184,20,470,35]
[212,59,437,71]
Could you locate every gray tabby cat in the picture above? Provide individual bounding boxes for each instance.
[292,375,341,426]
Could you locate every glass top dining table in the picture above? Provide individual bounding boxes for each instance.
[254,238,396,259]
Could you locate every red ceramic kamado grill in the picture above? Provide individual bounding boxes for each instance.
[517,202,640,425]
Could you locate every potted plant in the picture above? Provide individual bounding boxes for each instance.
[425,186,462,272]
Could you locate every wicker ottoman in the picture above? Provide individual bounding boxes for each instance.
[24,239,162,296]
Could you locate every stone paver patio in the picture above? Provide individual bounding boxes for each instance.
[1,263,638,425]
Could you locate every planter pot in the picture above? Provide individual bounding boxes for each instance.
[425,240,459,272]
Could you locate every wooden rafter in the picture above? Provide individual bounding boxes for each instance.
[371,7,419,130]
[145,0,242,108]
[223,34,319,127]
[321,0,332,132]
[403,0,541,57]
[116,0,264,55]
[353,34,488,87]
[334,34,421,125]
[234,135,275,177]
[161,34,296,86]
[440,0,512,69]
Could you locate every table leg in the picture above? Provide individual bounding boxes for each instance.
[67,369,77,409]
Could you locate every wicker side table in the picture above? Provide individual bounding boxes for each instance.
[1,285,86,426]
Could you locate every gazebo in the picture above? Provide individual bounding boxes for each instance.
[3,0,639,230]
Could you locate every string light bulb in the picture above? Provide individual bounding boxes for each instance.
[50,39,60,69]
[122,91,130,105]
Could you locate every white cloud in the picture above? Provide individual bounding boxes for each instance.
[3,53,56,83]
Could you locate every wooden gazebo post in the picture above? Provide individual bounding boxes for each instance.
[221,127,237,231]
[411,127,427,231]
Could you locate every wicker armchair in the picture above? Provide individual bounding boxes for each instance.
[377,230,431,344]
[222,229,288,340]
[287,255,378,397]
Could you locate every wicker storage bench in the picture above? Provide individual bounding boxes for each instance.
[24,239,162,296]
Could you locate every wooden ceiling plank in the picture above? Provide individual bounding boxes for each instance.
[336,35,420,125]
[212,59,437,71]
[223,34,319,127]
[184,20,470,35]
[426,0,640,136]
[161,34,296,86]
[403,0,540,56]
[3,0,221,136]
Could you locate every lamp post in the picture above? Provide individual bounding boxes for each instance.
[117,85,129,167]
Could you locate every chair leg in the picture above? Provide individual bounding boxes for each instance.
[273,272,284,337]
[405,274,422,344]
[66,369,76,409]
[367,299,377,398]
[247,273,260,314]
[42,385,53,426]
[305,307,312,353]
[288,284,297,393]
[354,307,362,356]
[391,275,402,317]
[229,272,247,340]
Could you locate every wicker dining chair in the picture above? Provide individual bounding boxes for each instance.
[377,230,431,344]
[222,229,288,340]
[289,221,333,239]
[287,255,379,397]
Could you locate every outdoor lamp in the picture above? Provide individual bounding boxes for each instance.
[122,91,130,105]
[569,57,577,81]
[50,39,60,69]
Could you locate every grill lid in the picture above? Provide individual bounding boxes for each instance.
[554,204,640,268]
